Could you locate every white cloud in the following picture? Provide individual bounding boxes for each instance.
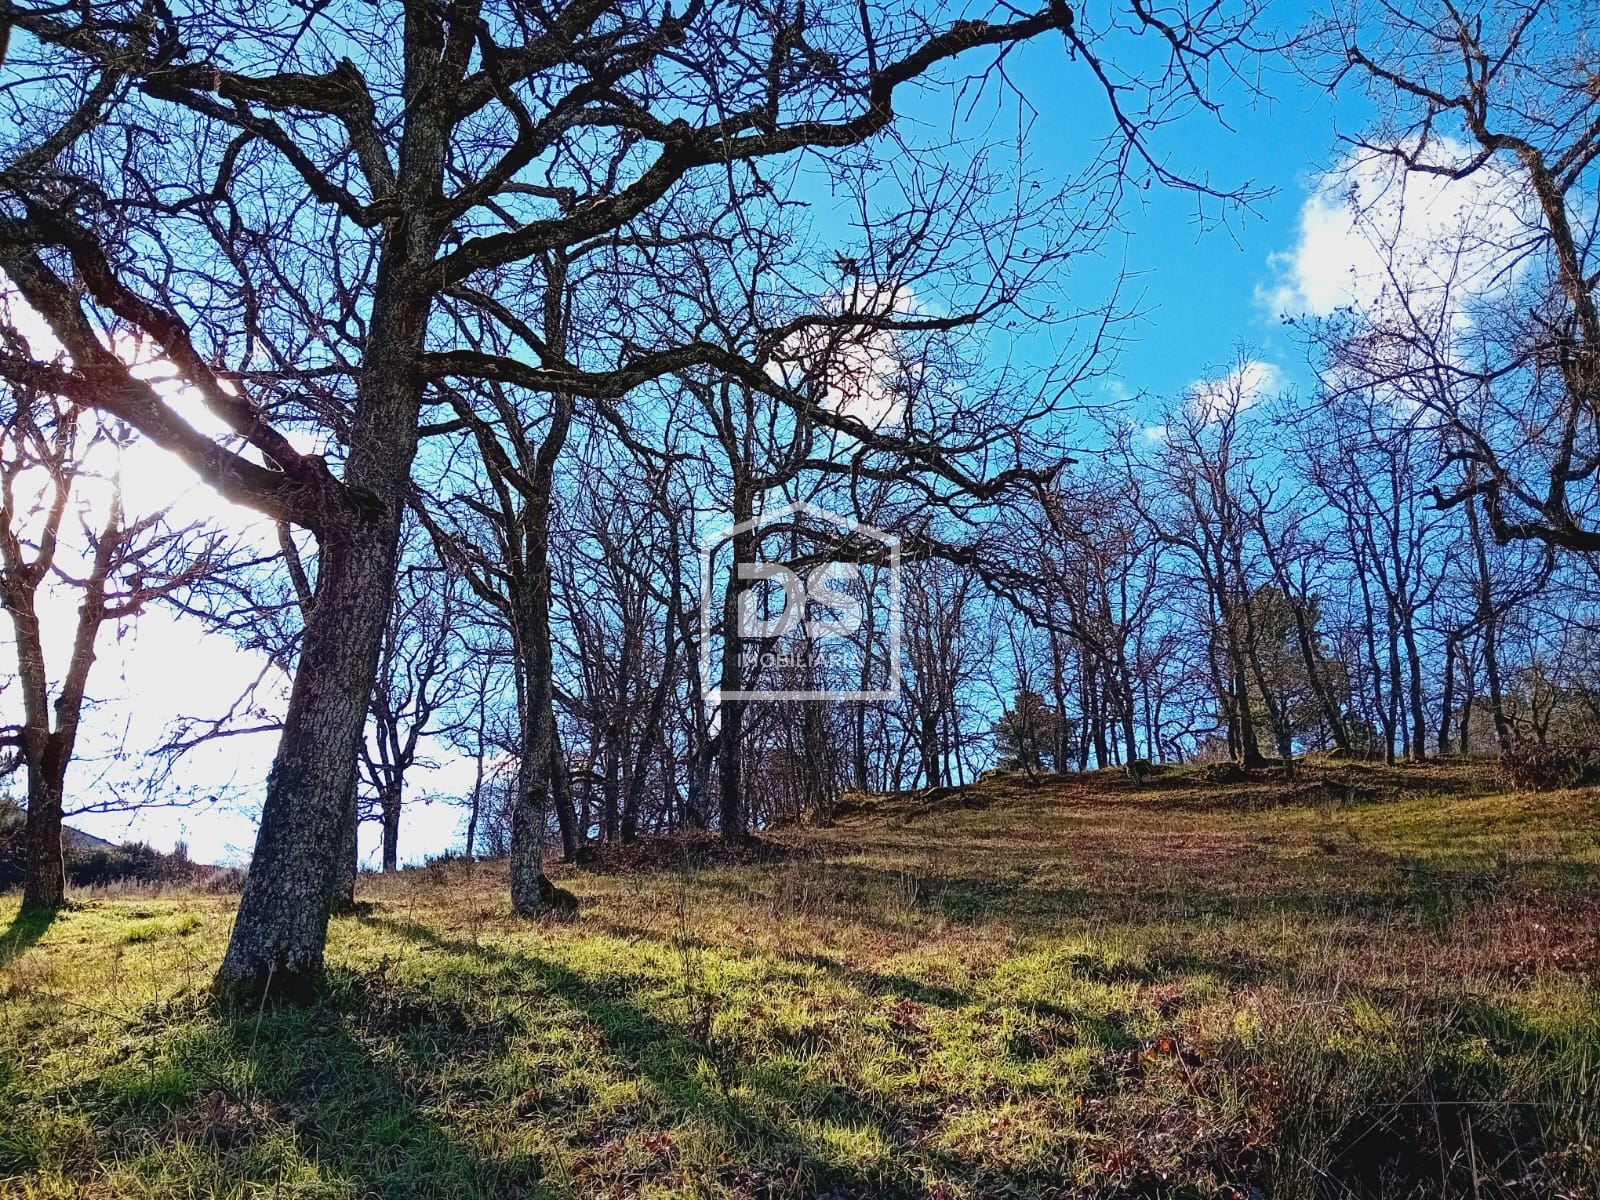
[770,282,922,430]
[1186,359,1280,420]
[1261,139,1529,326]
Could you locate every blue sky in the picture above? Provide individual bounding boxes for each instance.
[978,24,1371,412]
[1059,87,1311,391]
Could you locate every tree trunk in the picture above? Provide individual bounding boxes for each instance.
[1120,680,1139,775]
[22,775,66,911]
[1385,627,1403,766]
[516,376,581,864]
[620,773,642,843]
[1466,493,1514,753]
[1245,640,1295,773]
[685,745,713,830]
[1275,578,1350,751]
[1482,610,1512,752]
[215,521,405,998]
[621,626,675,842]
[1354,557,1393,765]
[331,779,358,913]
[920,706,944,787]
[602,741,620,844]
[8,499,113,911]
[510,706,552,914]
[1438,631,1458,756]
[717,697,746,840]
[853,596,877,790]
[380,782,402,873]
[10,594,65,911]
[1228,654,1266,767]
[804,699,835,821]
[510,648,562,912]
[464,745,484,860]
[1402,619,1427,760]
[507,393,576,900]
[716,500,755,844]
[1048,627,1071,773]
[1214,591,1265,768]
[548,716,580,859]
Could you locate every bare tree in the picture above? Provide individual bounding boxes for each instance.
[1312,0,1600,551]
[1,393,228,908]
[359,535,471,872]
[1293,386,1445,761]
[1127,374,1274,767]
[1031,465,1167,772]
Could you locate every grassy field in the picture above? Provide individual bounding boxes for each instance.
[3,761,1598,1199]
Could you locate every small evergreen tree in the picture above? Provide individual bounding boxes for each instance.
[993,691,1064,775]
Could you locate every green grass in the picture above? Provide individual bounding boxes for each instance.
[2,761,1598,1198]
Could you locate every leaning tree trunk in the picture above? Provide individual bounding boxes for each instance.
[210,15,465,994]
[215,257,430,996]
[215,520,406,998]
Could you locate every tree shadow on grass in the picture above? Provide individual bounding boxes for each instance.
[8,969,533,1198]
[0,904,57,967]
[585,914,976,1009]
[772,857,1599,935]
[162,989,540,1199]
[779,950,973,1008]
[358,911,948,1199]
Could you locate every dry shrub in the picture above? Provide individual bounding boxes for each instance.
[1499,743,1600,791]
[1199,761,1248,785]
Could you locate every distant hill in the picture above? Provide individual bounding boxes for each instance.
[0,797,215,890]
[61,825,118,854]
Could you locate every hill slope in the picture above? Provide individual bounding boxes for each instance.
[3,761,1598,1198]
